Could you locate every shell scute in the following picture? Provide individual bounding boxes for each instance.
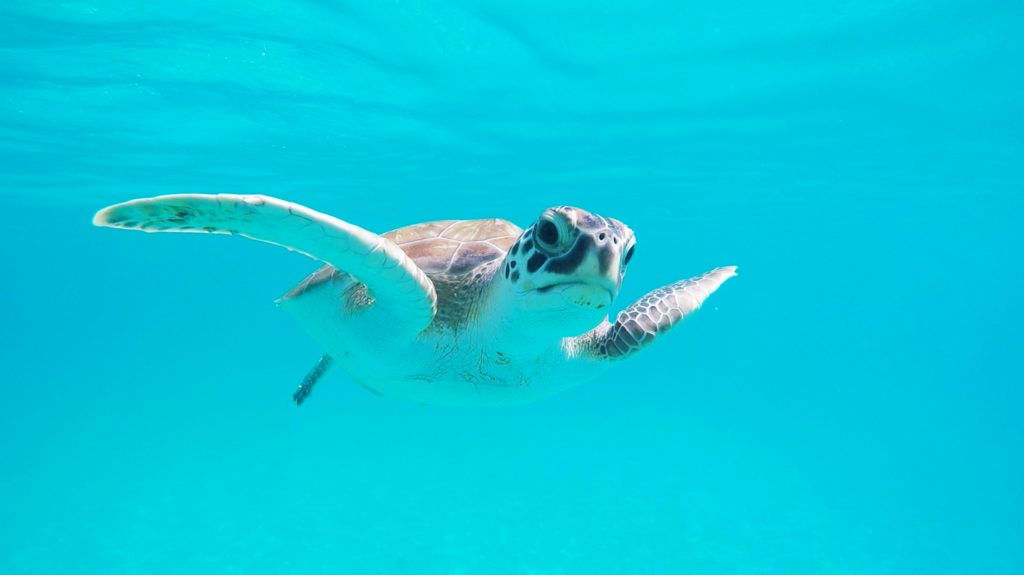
[285,217,522,307]
[385,220,455,244]
[448,242,505,276]
[384,218,522,277]
[398,238,461,274]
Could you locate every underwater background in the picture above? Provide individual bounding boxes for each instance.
[2,1,1021,573]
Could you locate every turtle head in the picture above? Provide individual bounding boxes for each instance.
[498,206,636,336]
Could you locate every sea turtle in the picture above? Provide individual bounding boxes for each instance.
[94,194,736,406]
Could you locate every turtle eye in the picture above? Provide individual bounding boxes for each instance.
[537,220,559,246]
[623,244,635,266]
[534,211,572,254]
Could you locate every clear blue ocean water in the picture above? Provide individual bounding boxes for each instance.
[2,2,1022,573]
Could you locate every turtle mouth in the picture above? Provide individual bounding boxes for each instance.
[533,280,616,308]
[536,280,611,293]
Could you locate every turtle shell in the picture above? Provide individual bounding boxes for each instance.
[384,219,522,277]
[282,218,522,303]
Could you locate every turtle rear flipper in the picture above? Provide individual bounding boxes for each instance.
[293,354,333,406]
[94,194,437,340]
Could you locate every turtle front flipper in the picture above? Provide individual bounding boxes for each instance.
[577,266,736,360]
[94,194,437,339]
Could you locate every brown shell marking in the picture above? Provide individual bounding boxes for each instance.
[382,219,521,277]
[283,218,521,302]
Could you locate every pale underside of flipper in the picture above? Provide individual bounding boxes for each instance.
[575,266,737,360]
[93,194,438,339]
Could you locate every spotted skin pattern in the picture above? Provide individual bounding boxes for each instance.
[593,266,737,359]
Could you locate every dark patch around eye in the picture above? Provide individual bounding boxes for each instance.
[504,262,511,278]
[545,235,591,274]
[624,245,635,265]
[598,244,615,274]
[510,241,519,255]
[523,239,534,252]
[510,260,517,268]
[527,252,548,273]
[510,270,519,282]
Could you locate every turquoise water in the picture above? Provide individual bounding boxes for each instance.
[2,1,1022,573]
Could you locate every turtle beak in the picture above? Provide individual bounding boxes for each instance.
[581,235,623,297]
[558,282,614,310]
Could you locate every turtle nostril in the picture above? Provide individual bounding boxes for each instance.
[598,232,606,241]
[612,237,618,244]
